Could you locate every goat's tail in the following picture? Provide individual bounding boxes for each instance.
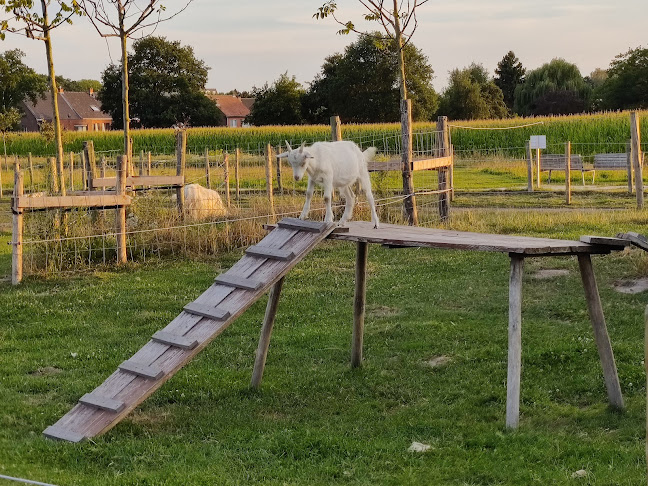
[363,146,378,161]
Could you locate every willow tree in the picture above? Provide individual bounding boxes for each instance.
[0,0,82,182]
[78,0,192,166]
[315,0,429,225]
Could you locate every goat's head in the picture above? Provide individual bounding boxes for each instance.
[277,141,314,181]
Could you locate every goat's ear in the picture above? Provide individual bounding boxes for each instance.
[276,151,289,159]
[304,150,315,159]
[285,140,292,151]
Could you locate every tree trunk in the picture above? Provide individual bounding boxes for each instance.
[41,0,64,185]
[119,8,131,164]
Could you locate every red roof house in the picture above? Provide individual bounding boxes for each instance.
[205,92,252,128]
[20,90,112,132]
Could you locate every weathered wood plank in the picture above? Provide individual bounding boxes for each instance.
[214,274,263,290]
[277,217,328,233]
[17,194,131,210]
[79,393,126,413]
[118,360,164,380]
[151,331,199,350]
[617,231,648,251]
[245,245,296,261]
[42,426,85,443]
[183,303,231,321]
[580,235,631,248]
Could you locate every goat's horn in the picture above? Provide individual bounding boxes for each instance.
[285,140,292,151]
[299,141,306,153]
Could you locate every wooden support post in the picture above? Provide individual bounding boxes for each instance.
[626,140,633,194]
[565,141,571,205]
[352,241,369,368]
[139,150,145,176]
[631,112,643,209]
[12,159,23,285]
[506,254,524,429]
[645,305,648,474]
[577,254,624,409]
[437,116,450,222]
[48,157,59,194]
[449,145,455,202]
[69,152,74,191]
[115,155,127,264]
[57,151,65,197]
[330,115,342,141]
[275,149,283,195]
[536,148,541,188]
[265,144,275,220]
[100,156,106,178]
[526,141,533,192]
[176,130,187,216]
[147,151,151,176]
[204,147,211,189]
[401,100,418,225]
[83,141,97,191]
[223,152,230,207]
[0,152,3,199]
[235,148,240,200]
[28,153,34,192]
[250,277,285,389]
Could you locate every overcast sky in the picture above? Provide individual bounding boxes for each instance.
[1,0,646,93]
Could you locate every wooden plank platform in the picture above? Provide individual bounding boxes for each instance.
[45,218,337,442]
[16,194,131,210]
[327,221,619,255]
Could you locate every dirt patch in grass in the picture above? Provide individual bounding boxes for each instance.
[367,305,401,318]
[613,277,648,294]
[29,366,63,376]
[422,355,453,368]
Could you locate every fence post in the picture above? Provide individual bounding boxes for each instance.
[57,150,65,197]
[275,148,283,195]
[330,115,342,141]
[224,152,231,207]
[626,140,633,194]
[139,150,145,176]
[265,144,275,221]
[147,151,151,176]
[565,141,571,205]
[28,152,34,192]
[12,158,23,285]
[526,141,533,192]
[204,147,211,189]
[115,155,127,264]
[235,147,240,201]
[48,157,59,194]
[536,147,542,188]
[437,115,450,222]
[0,152,3,199]
[69,152,74,192]
[83,141,97,191]
[401,100,418,225]
[176,130,187,216]
[631,112,644,209]
[100,156,106,178]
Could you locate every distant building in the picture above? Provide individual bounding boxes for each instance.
[20,89,112,132]
[205,90,253,127]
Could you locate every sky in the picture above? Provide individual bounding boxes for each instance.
[1,0,647,94]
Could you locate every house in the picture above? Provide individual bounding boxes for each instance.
[204,90,252,128]
[20,89,112,132]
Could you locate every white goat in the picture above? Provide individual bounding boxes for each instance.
[182,183,227,221]
[278,140,380,228]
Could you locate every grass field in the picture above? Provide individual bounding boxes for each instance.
[1,206,647,484]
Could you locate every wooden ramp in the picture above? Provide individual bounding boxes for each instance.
[43,218,336,443]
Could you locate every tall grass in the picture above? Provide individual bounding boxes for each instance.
[5,111,647,157]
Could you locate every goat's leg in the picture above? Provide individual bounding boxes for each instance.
[359,173,380,229]
[323,181,334,223]
[339,185,355,225]
[299,178,315,220]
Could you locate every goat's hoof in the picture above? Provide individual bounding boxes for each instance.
[373,223,380,229]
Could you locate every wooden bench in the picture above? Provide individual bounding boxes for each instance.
[592,153,631,184]
[540,154,589,185]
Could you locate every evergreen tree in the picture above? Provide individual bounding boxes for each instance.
[494,51,525,113]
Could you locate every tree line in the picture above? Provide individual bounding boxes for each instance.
[248,40,648,125]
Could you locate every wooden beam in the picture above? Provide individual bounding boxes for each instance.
[577,254,624,409]
[91,175,184,188]
[16,194,131,210]
[506,254,524,429]
[351,241,369,368]
[251,277,285,389]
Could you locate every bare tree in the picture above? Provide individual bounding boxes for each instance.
[315,0,429,225]
[0,0,82,183]
[78,0,193,165]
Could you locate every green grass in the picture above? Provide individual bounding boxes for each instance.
[1,207,647,484]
